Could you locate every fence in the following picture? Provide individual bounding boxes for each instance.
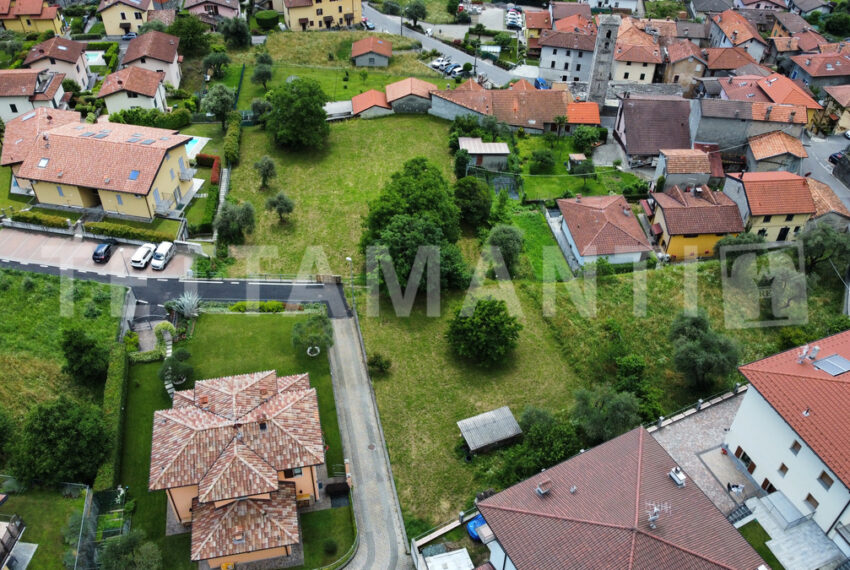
[315,492,359,570]
[233,63,247,110]
[117,288,137,341]
[410,507,480,569]
[74,488,129,570]
[466,165,522,199]
[0,514,24,569]
[645,384,749,432]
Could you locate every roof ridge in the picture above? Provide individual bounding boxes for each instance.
[150,416,200,488]
[262,494,300,543]
[482,502,637,530]
[634,529,738,569]
[235,442,279,488]
[633,429,643,528]
[197,435,239,500]
[741,366,850,385]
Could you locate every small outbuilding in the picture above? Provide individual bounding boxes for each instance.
[351,89,393,119]
[458,137,510,170]
[351,36,392,67]
[457,406,522,454]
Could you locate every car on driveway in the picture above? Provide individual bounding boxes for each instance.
[844,131,850,140]
[92,239,117,263]
[150,241,175,271]
[829,151,845,164]
[364,20,375,30]
[130,243,157,269]
[444,63,461,75]
[121,32,137,41]
[430,56,450,68]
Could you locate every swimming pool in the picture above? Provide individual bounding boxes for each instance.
[84,50,105,62]
[184,137,208,157]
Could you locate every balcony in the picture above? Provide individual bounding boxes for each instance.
[179,167,196,182]
[155,198,174,215]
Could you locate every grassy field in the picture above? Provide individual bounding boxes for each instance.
[181,123,227,158]
[101,216,183,239]
[511,207,570,281]
[644,0,687,19]
[294,506,356,568]
[120,314,349,566]
[227,115,452,276]
[0,166,32,211]
[738,521,785,570]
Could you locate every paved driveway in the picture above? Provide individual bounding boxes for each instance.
[477,6,506,31]
[802,133,850,209]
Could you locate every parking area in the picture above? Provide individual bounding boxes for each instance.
[477,6,507,31]
[0,229,192,278]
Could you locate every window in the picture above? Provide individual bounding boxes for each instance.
[805,493,819,511]
[673,74,680,82]
[121,11,126,19]
[339,5,342,11]
[563,62,569,70]
[293,467,303,476]
[128,92,138,98]
[310,20,314,26]
[757,228,767,237]
[116,194,123,206]
[10,104,17,113]
[37,157,49,168]
[624,72,629,79]
[56,185,63,197]
[695,64,703,71]
[76,64,80,72]
[562,75,568,81]
[794,226,801,234]
[819,471,834,491]
[643,62,648,67]
[316,8,323,14]
[140,57,146,64]
[566,50,571,56]
[134,11,142,19]
[578,51,583,58]
[684,233,699,238]
[640,73,645,80]
[318,20,323,27]
[368,57,375,64]
[170,169,175,180]
[552,49,557,56]
[791,440,802,455]
[778,463,788,477]
[283,468,295,479]
[129,169,140,180]
[49,57,56,64]
[763,215,772,223]
[785,214,794,222]
[576,64,581,71]
[627,61,632,66]
[551,61,555,69]
[25,18,30,25]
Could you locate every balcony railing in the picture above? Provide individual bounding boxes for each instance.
[179,167,196,182]
[155,198,174,214]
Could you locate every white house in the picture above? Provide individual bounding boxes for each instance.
[0,69,65,123]
[538,29,596,84]
[96,67,167,115]
[726,330,850,558]
[709,10,767,63]
[122,30,182,89]
[23,37,89,90]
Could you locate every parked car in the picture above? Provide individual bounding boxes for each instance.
[150,241,175,271]
[829,151,845,164]
[430,56,450,68]
[506,21,522,30]
[364,20,375,30]
[534,77,550,89]
[121,32,137,41]
[92,239,117,263]
[451,66,468,78]
[438,60,455,71]
[444,63,461,75]
[130,243,157,269]
[844,131,850,140]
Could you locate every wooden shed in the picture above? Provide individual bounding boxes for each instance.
[457,406,522,454]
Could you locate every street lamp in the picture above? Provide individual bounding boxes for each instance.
[118,247,130,277]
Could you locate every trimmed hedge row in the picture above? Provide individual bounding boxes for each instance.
[128,346,165,363]
[71,33,103,40]
[109,107,191,130]
[86,41,119,51]
[229,300,292,312]
[223,112,242,165]
[12,209,72,228]
[189,183,220,235]
[93,343,129,491]
[84,221,173,243]
[255,10,279,30]
[196,153,222,185]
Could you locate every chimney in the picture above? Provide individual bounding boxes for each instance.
[535,478,552,496]
[807,345,821,360]
[790,110,797,121]
[576,193,582,202]
[623,207,630,216]
[806,58,811,66]
[732,30,738,42]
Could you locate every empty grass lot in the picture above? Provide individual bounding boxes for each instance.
[227,116,452,276]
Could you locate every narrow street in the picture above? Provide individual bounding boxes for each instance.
[802,133,850,209]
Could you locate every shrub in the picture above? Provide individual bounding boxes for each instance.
[195,153,217,167]
[323,539,338,556]
[83,221,173,243]
[529,149,555,174]
[446,297,522,365]
[367,352,392,375]
[62,326,108,388]
[292,314,334,353]
[128,347,165,363]
[72,33,106,40]
[93,344,129,491]
[224,119,241,164]
[255,10,279,29]
[11,209,71,228]
[124,331,140,352]
[597,126,608,142]
[211,156,221,184]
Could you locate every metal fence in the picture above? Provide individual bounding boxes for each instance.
[74,488,129,570]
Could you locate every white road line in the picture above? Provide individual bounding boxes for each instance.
[183,279,223,284]
[39,264,48,268]
[19,262,28,265]
[157,278,168,282]
[230,281,241,285]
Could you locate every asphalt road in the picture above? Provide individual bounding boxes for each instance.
[802,132,850,209]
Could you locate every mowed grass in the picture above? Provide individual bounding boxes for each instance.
[227,116,452,276]
[294,506,356,568]
[0,166,32,211]
[738,521,785,570]
[511,208,570,281]
[180,123,226,158]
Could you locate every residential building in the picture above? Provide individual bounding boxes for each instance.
[277,0,359,31]
[690,99,807,150]
[726,330,850,558]
[794,28,829,52]
[765,36,802,64]
[614,94,691,159]
[524,10,551,58]
[122,31,181,89]
[564,101,601,132]
[655,148,712,189]
[581,0,638,14]
[458,137,510,170]
[787,0,832,17]
[553,13,594,32]
[746,130,808,173]
[734,0,784,10]
[184,0,239,25]
[556,195,652,265]
[772,11,812,36]
[818,84,850,134]
[806,177,850,231]
[0,69,65,123]
[722,171,815,240]
[613,19,662,84]
[14,121,195,220]
[665,39,707,95]
[385,77,436,113]
[704,46,758,76]
[351,89,392,118]
[538,28,596,83]
[0,0,63,35]
[676,20,710,45]
[699,73,822,127]
[737,8,777,35]
[689,0,733,20]
[709,10,768,62]
[149,371,325,569]
[97,0,151,36]
[23,37,89,90]
[790,53,850,89]
[478,427,766,569]
[550,1,591,21]
[97,67,167,115]
[351,36,391,67]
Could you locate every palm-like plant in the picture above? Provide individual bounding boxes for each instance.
[173,291,201,319]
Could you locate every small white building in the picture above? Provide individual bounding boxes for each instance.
[0,69,65,124]
[458,137,510,170]
[97,67,167,115]
[23,37,89,90]
[122,30,182,89]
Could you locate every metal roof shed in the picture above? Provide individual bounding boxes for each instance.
[457,406,522,454]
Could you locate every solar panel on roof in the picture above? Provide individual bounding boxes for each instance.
[159,137,169,140]
[127,137,142,143]
[140,139,155,145]
[813,354,850,376]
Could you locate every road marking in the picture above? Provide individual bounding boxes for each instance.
[157,278,168,282]
[19,261,28,265]
[184,279,222,284]
[230,281,241,285]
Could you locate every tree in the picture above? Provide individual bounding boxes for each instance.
[62,327,108,388]
[0,407,15,466]
[454,148,470,179]
[219,17,251,48]
[254,9,280,30]
[456,10,471,23]
[383,0,401,14]
[167,14,209,57]
[251,97,272,125]
[254,155,276,188]
[202,84,236,130]
[446,297,522,365]
[669,310,739,390]
[214,201,255,244]
[571,384,641,445]
[266,78,329,149]
[159,349,193,385]
[571,158,595,188]
[826,12,850,36]
[100,530,162,570]
[554,115,567,139]
[454,176,491,228]
[497,407,579,487]
[251,63,272,90]
[489,188,510,225]
[487,224,524,277]
[203,52,230,80]
[446,0,459,16]
[404,0,427,26]
[256,51,273,66]
[799,223,850,272]
[292,314,334,353]
[713,231,765,257]
[9,396,110,485]
[493,32,512,49]
[266,192,294,222]
[573,125,598,154]
[62,78,81,98]
[529,149,555,174]
[462,62,473,74]
[138,20,166,34]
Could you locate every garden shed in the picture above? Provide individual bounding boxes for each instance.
[457,406,522,454]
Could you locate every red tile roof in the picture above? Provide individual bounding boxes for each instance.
[757,73,822,110]
[666,39,706,65]
[98,0,152,11]
[385,77,436,103]
[23,37,85,66]
[551,1,591,20]
[825,84,850,107]
[770,36,800,53]
[791,53,850,78]
[819,42,850,56]
[653,186,744,235]
[197,439,279,503]
[699,99,808,124]
[184,0,238,8]
[807,177,850,219]
[510,79,535,91]
[97,66,163,98]
[557,195,652,256]
[123,30,179,65]
[538,28,596,51]
[566,101,600,125]
[712,10,766,46]
[794,29,828,52]
[479,428,766,569]
[455,79,485,91]
[0,0,57,19]
[554,13,593,32]
[615,43,663,64]
[524,9,551,30]
[704,47,756,70]
[660,148,711,174]
[727,171,816,215]
[747,130,808,160]
[740,329,850,487]
[431,89,573,130]
[0,108,81,167]
[351,89,390,114]
[719,75,771,102]
[694,142,725,178]
[351,36,392,59]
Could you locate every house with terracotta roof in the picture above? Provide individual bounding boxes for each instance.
[537,27,596,83]
[765,36,802,64]
[276,0,359,30]
[97,0,152,36]
[0,0,63,35]
[806,177,850,231]
[97,66,167,115]
[664,39,707,96]
[149,371,325,569]
[612,18,662,84]
[550,1,591,21]
[614,94,691,160]
[23,37,89,90]
[691,99,807,149]
[709,10,767,62]
[704,46,759,77]
[556,195,652,265]
[478,427,766,569]
[351,36,391,67]
[746,130,808,173]
[722,171,815,240]
[524,10,551,58]
[790,53,850,89]
[351,89,391,118]
[818,84,850,134]
[655,148,712,189]
[725,330,850,561]
[14,121,195,220]
[565,101,601,131]
[122,31,182,89]
[0,69,65,123]
[648,185,743,259]
[787,0,832,17]
[385,77,436,113]
[184,0,239,26]
[581,0,638,14]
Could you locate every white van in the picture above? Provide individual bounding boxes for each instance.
[150,241,175,271]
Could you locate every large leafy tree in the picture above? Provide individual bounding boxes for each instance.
[203,52,230,80]
[668,310,739,390]
[100,530,162,570]
[292,314,334,353]
[454,176,491,228]
[404,0,427,26]
[167,14,209,57]
[218,17,251,48]
[266,192,294,222]
[10,396,110,485]
[446,297,522,365]
[266,78,329,149]
[571,384,641,445]
[487,224,524,277]
[62,326,108,388]
[202,84,236,130]
[572,125,599,154]
[214,202,255,244]
[799,223,850,272]
[254,155,276,188]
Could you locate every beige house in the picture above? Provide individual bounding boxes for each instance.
[97,0,151,36]
[149,371,326,569]
[97,67,167,115]
[820,84,850,134]
[0,69,65,123]
[23,37,89,90]
[664,39,706,96]
[122,31,182,88]
[613,18,662,84]
[14,121,195,220]
[723,171,816,241]
[277,0,360,30]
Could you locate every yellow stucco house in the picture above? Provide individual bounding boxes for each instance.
[275,0,360,31]
[820,84,850,134]
[14,120,195,221]
[722,172,816,241]
[149,371,326,569]
[97,0,150,36]
[0,0,64,35]
[647,186,744,260]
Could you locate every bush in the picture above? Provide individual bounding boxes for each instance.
[255,10,279,29]
[597,127,608,142]
[323,539,338,556]
[367,352,392,375]
[529,149,555,174]
[62,326,108,388]
[156,108,191,130]
[83,222,173,243]
[93,344,129,491]
[446,297,522,365]
[292,314,334,353]
[223,118,241,164]
[11,209,71,228]
[72,32,105,40]
[124,331,140,352]
[109,107,190,129]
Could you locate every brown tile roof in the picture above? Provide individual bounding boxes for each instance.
[538,29,596,51]
[694,142,725,178]
[184,0,237,8]
[794,29,828,52]
[770,36,800,53]
[149,371,324,491]
[16,121,189,196]
[615,43,663,64]
[748,130,808,160]
[699,99,808,123]
[455,79,485,91]
[1,0,57,19]
[283,0,312,7]
[676,20,709,39]
[10,0,43,15]
[824,84,850,107]
[666,39,706,64]
[97,67,163,98]
[98,0,152,12]
[351,36,392,59]
[704,47,756,70]
[123,30,179,65]
[146,8,175,25]
[510,79,535,91]
[807,177,850,219]
[712,10,765,46]
[739,330,850,488]
[385,77,436,103]
[554,13,594,32]
[758,73,821,109]
[618,95,691,156]
[774,10,811,33]
[0,69,53,98]
[197,439,279,503]
[819,42,850,56]
[191,486,299,561]
[524,9,551,30]
[639,18,678,38]
[719,74,771,102]
[660,148,711,174]
[551,1,591,20]
[351,89,390,114]
[728,171,816,215]
[791,53,850,78]
[23,37,85,66]
[567,102,600,125]
[0,0,9,15]
[557,195,652,256]
[431,89,573,130]
[653,186,744,235]
[0,108,81,167]
[479,428,766,570]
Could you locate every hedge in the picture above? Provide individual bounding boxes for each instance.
[108,107,191,130]
[196,153,222,185]
[11,209,72,228]
[84,221,173,243]
[86,41,119,51]
[229,300,300,312]
[255,10,279,29]
[188,183,220,235]
[71,33,103,40]
[128,346,165,363]
[223,114,241,165]
[93,343,129,490]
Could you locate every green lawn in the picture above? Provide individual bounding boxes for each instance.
[31,205,83,222]
[644,0,687,19]
[738,521,785,570]
[183,167,212,230]
[294,506,356,569]
[511,208,570,281]
[101,216,183,239]
[180,123,226,157]
[0,166,32,211]
[516,135,610,200]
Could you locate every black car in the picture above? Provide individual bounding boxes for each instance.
[829,151,845,164]
[92,239,117,263]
